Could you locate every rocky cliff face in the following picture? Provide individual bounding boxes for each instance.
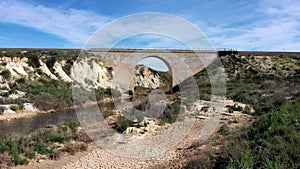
[0,53,168,101]
[71,57,116,90]
[133,65,165,89]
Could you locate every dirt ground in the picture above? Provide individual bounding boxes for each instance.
[12,102,255,169]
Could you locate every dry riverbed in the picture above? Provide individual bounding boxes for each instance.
[11,101,255,169]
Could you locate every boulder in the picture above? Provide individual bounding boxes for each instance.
[125,127,138,134]
[23,103,37,111]
[0,105,15,114]
[106,113,121,128]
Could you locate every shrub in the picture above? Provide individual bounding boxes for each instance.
[0,69,11,80]
[63,119,78,133]
[27,55,40,68]
[242,106,251,114]
[0,106,4,114]
[170,100,181,114]
[0,136,30,166]
[16,77,26,84]
[115,118,131,133]
[157,118,166,126]
[17,157,29,165]
[0,92,9,98]
[25,151,36,159]
[34,142,53,155]
[228,104,243,113]
[0,136,11,153]
[64,142,87,155]
[201,94,211,101]
[10,105,20,111]
[48,134,65,143]
[225,100,300,169]
[0,152,14,167]
[218,125,229,135]
[45,57,56,69]
[128,90,134,95]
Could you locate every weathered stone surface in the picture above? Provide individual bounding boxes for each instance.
[23,103,37,111]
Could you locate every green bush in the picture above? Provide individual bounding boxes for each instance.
[0,69,11,80]
[228,104,243,113]
[115,118,132,133]
[96,88,122,99]
[45,57,56,69]
[26,55,41,68]
[218,125,229,135]
[170,100,181,114]
[63,119,78,133]
[226,100,300,169]
[201,94,211,101]
[242,106,251,114]
[13,77,72,111]
[0,135,29,166]
[40,130,66,143]
[0,91,9,98]
[25,151,36,159]
[0,118,91,167]
[0,135,12,153]
[16,77,26,84]
[10,105,20,111]
[0,106,4,114]
[48,133,65,143]
[17,157,29,165]
[34,142,53,155]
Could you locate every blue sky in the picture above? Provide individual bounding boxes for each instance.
[0,0,299,51]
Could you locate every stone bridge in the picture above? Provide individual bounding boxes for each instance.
[87,49,218,90]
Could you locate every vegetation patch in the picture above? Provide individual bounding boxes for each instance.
[227,104,243,113]
[0,119,91,168]
[0,69,12,80]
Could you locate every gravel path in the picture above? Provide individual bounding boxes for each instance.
[62,116,213,169]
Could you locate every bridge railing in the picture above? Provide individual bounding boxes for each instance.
[86,47,220,53]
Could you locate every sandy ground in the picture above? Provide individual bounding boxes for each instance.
[0,110,48,121]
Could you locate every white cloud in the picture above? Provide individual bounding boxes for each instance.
[261,0,300,17]
[86,13,214,50]
[209,17,300,51]
[114,34,188,49]
[197,0,300,51]
[0,0,299,51]
[0,0,110,46]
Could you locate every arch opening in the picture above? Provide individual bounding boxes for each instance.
[134,56,173,93]
[137,56,170,72]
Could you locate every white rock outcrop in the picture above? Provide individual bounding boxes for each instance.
[2,58,34,78]
[39,60,58,80]
[134,65,162,89]
[23,103,37,111]
[53,62,73,83]
[71,57,117,90]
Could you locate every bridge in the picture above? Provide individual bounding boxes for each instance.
[86,49,218,90]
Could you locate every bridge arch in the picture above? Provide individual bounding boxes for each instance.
[136,55,173,91]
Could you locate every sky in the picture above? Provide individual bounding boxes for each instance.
[0,0,300,51]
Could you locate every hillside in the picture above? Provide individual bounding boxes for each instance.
[0,49,299,168]
[0,49,170,112]
[177,52,300,168]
